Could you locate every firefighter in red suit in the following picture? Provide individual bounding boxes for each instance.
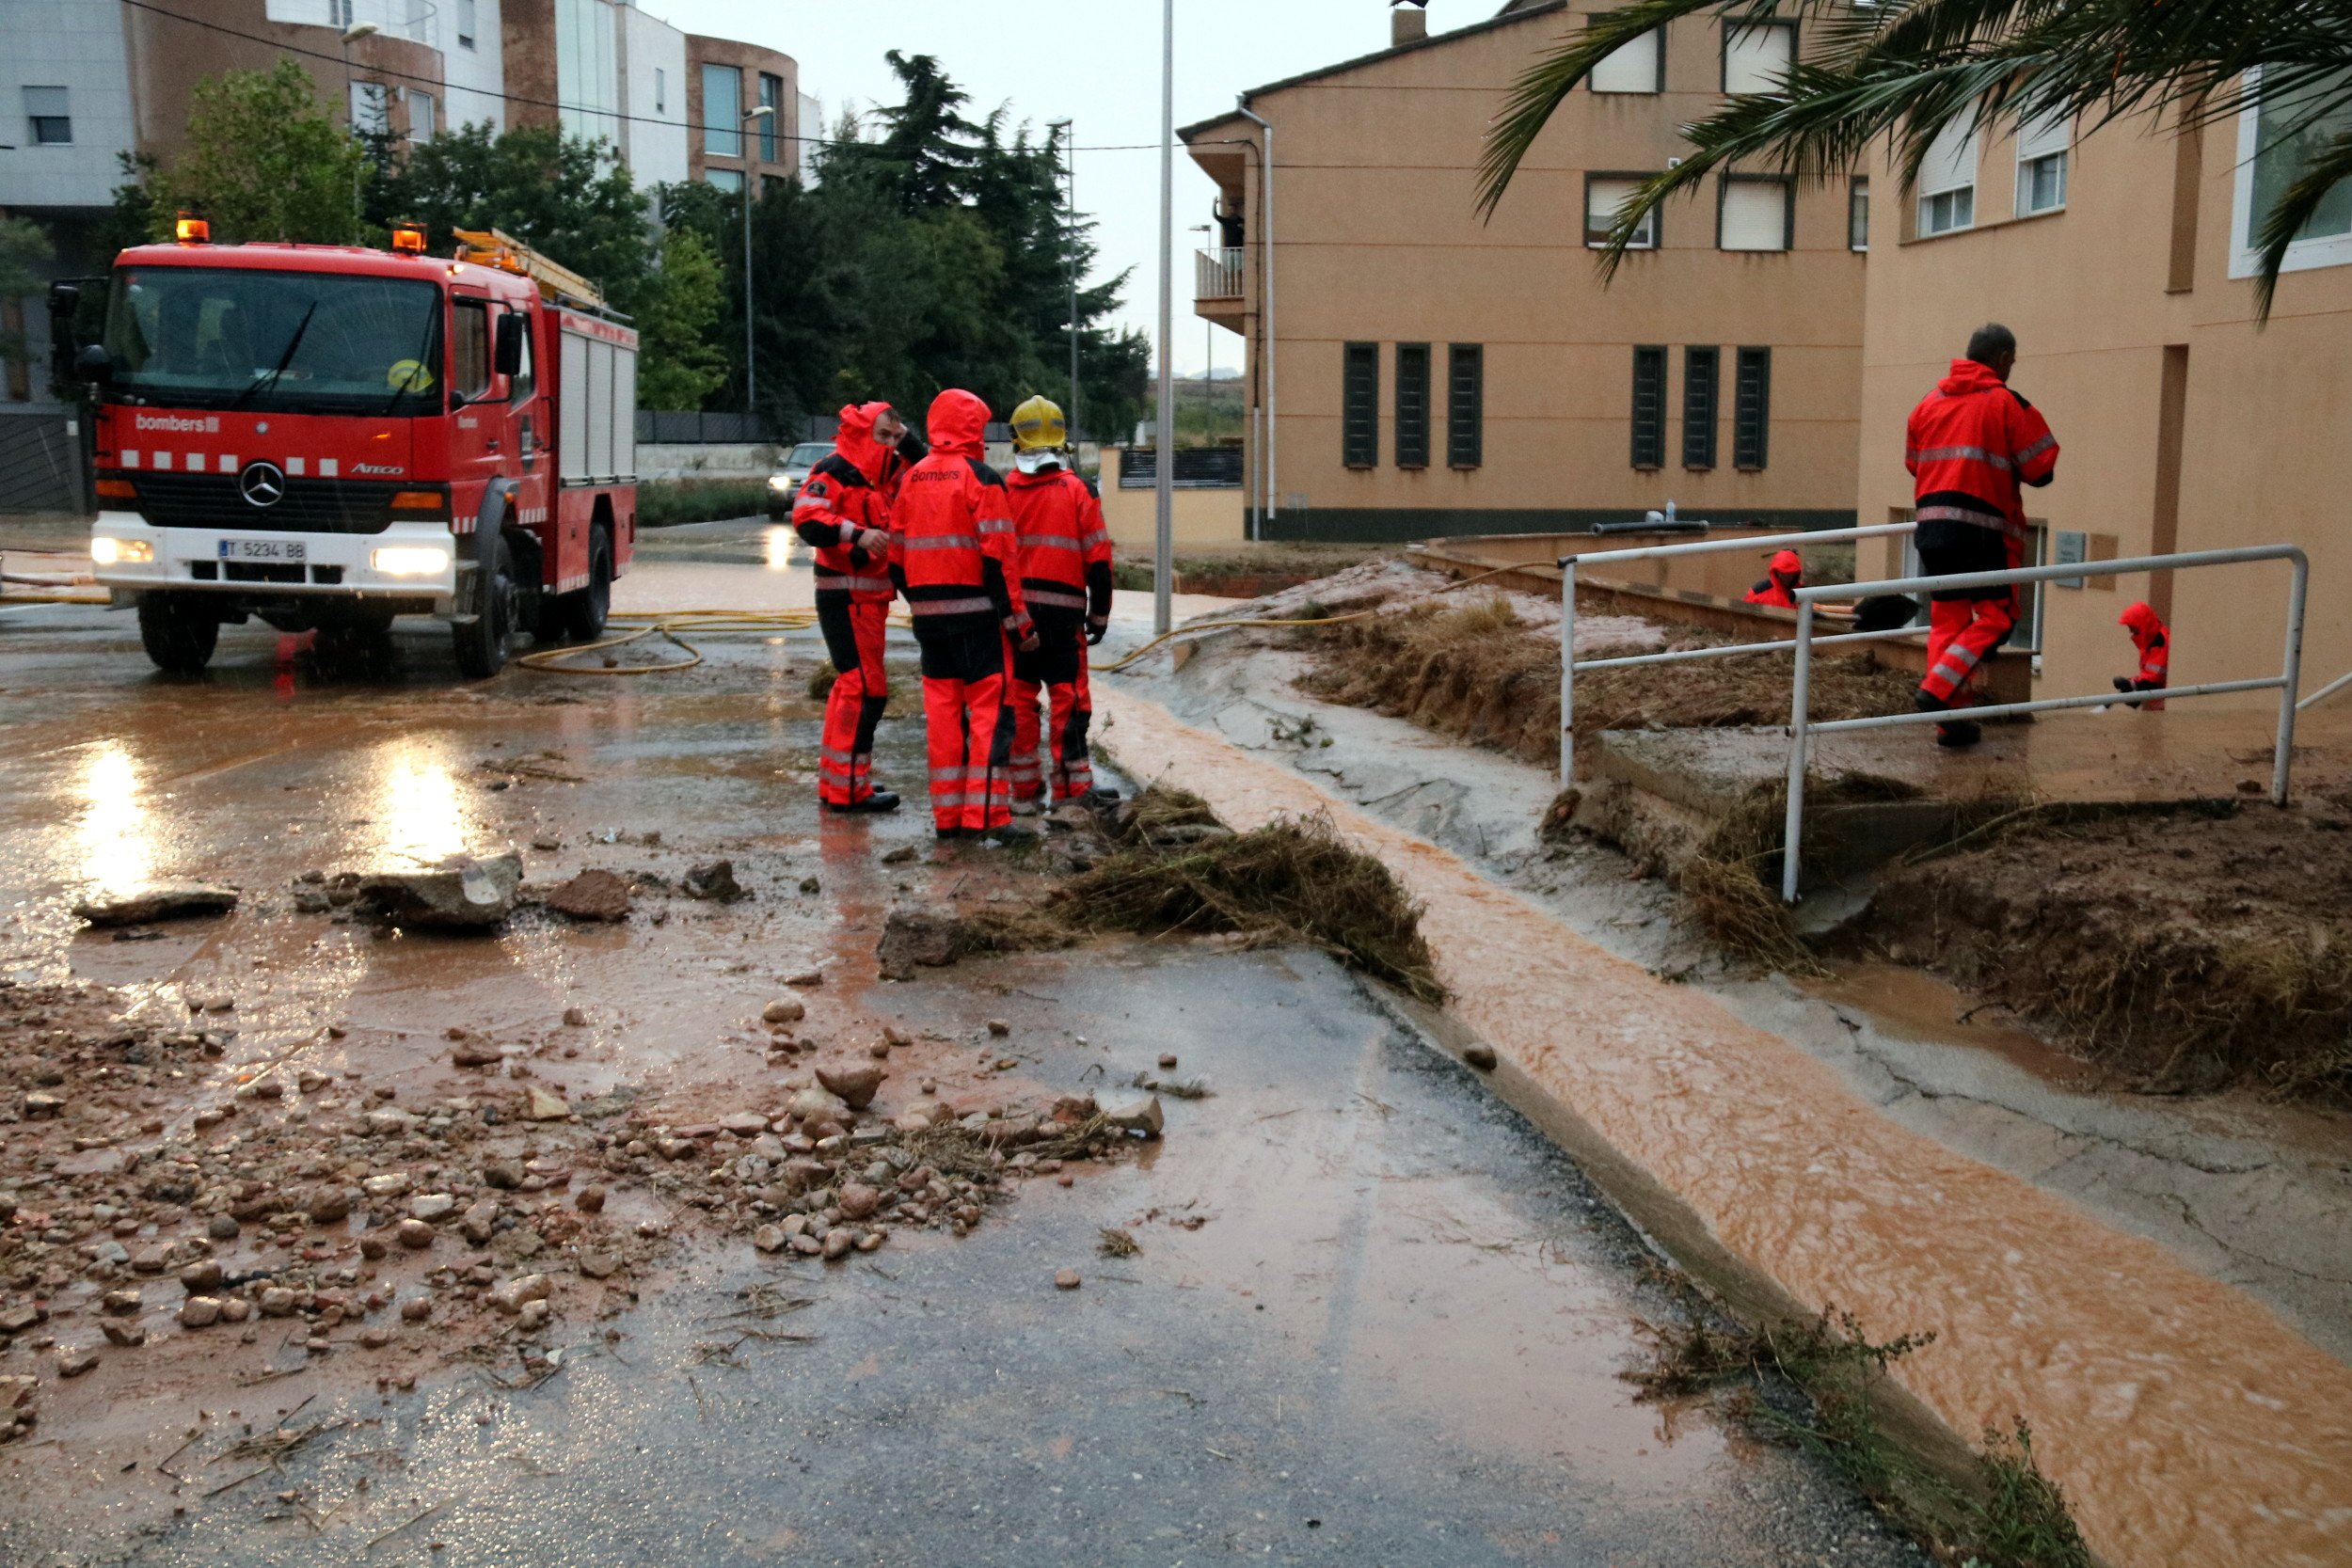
[1744,548,1804,609]
[1903,323,2059,748]
[1002,395,1115,812]
[2115,601,2171,711]
[889,388,1038,839]
[792,401,923,813]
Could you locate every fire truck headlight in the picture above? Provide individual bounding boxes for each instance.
[91,537,152,566]
[371,546,452,577]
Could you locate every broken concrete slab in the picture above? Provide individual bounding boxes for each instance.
[878,906,965,980]
[72,882,240,927]
[356,854,524,930]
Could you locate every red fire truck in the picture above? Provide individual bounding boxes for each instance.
[64,219,636,677]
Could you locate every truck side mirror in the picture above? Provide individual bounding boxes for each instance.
[47,283,80,327]
[495,312,526,378]
[74,342,111,386]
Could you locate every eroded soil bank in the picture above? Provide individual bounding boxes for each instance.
[1094,684,2352,1568]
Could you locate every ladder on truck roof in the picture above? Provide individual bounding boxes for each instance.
[451,228,606,310]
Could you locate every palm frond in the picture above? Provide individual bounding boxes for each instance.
[2254,128,2352,320]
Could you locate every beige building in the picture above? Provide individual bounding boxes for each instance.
[1856,95,2352,701]
[1181,0,1866,544]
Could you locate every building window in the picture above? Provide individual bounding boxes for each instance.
[1447,344,1483,468]
[456,0,475,48]
[1585,175,1660,248]
[705,167,744,194]
[2233,67,2352,277]
[1394,342,1431,469]
[1917,118,1979,236]
[655,69,667,115]
[1682,346,1718,469]
[1849,178,1869,250]
[1342,341,1378,469]
[409,90,437,141]
[1630,345,1666,470]
[1734,346,1772,470]
[2016,111,2070,215]
[350,81,390,135]
[758,72,782,162]
[1722,22,1794,95]
[1719,176,1793,250]
[24,86,71,145]
[1588,24,1663,94]
[703,64,742,156]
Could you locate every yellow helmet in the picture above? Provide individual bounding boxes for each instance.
[1010,394,1067,452]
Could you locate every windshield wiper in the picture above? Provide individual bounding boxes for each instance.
[229,302,318,412]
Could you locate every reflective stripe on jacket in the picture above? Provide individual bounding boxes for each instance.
[793,401,899,603]
[1905,358,2058,548]
[889,388,1031,640]
[1007,465,1115,628]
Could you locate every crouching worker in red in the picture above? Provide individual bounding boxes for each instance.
[890,389,1039,839]
[2115,601,2170,711]
[1744,548,1804,609]
[1003,395,1115,813]
[1903,323,2059,748]
[794,402,912,813]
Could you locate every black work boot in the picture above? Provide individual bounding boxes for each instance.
[1934,720,1983,749]
[831,791,900,815]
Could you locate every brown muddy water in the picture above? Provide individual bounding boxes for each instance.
[1097,687,2352,1568]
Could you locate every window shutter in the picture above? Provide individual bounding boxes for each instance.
[1589,27,1661,93]
[1630,346,1666,469]
[1447,344,1484,468]
[1719,179,1791,250]
[2016,110,2070,162]
[1918,118,1979,197]
[1722,24,1793,94]
[1395,343,1431,468]
[1734,347,1772,470]
[1681,347,1718,469]
[1342,342,1379,469]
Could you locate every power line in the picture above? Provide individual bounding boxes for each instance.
[113,0,1186,157]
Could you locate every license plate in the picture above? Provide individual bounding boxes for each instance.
[217,538,306,563]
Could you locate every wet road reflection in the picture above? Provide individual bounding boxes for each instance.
[72,740,155,897]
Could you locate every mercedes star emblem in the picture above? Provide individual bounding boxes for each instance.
[238,460,286,508]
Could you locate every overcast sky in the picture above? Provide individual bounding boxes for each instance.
[654,0,1522,374]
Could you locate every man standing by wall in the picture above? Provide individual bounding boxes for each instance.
[890,389,1039,839]
[1003,395,1115,812]
[1904,324,2059,748]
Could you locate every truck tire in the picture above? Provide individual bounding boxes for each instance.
[559,524,613,643]
[452,533,516,679]
[136,594,218,674]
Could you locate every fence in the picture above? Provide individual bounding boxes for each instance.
[1556,523,1918,783]
[1117,446,1246,489]
[0,404,84,515]
[1778,544,2310,901]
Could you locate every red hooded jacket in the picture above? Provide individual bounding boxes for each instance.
[792,402,898,603]
[2121,601,2169,687]
[1006,465,1114,632]
[1744,547,1804,609]
[1905,358,2059,551]
[889,389,1031,642]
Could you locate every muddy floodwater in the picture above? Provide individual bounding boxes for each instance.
[0,552,1923,1565]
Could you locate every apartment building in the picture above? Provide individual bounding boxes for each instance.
[1856,91,2352,700]
[1181,0,1866,542]
[0,0,799,224]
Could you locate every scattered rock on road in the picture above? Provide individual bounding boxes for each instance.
[877,906,966,980]
[72,883,240,927]
[815,1063,884,1111]
[1098,1091,1165,1138]
[1054,1269,1081,1291]
[546,869,632,922]
[357,854,524,929]
[683,860,749,903]
[1463,1044,1499,1071]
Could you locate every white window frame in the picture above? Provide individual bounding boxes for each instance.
[1849,177,1869,250]
[2014,110,2070,216]
[1917,118,1979,237]
[1589,26,1663,95]
[456,0,475,48]
[2230,66,2352,280]
[409,89,437,141]
[24,86,72,146]
[1722,22,1795,97]
[1718,175,1793,251]
[349,80,391,136]
[1585,175,1660,249]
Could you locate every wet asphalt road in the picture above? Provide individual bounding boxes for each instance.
[0,532,1922,1565]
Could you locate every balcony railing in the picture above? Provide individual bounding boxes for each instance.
[1195,246,1244,301]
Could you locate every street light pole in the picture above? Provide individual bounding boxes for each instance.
[1048,119,1077,441]
[741,104,773,430]
[341,21,379,222]
[1152,0,1174,637]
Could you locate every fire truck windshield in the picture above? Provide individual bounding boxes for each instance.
[102,267,444,416]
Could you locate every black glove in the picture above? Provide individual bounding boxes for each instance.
[1086,623,1107,646]
[2113,676,2134,693]
[895,431,929,465]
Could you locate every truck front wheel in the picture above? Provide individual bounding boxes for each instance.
[136,594,218,675]
[452,534,516,679]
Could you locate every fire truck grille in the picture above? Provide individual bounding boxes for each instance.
[129,474,403,534]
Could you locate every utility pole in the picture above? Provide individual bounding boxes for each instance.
[1152,0,1174,637]
[1049,119,1078,441]
[742,104,774,431]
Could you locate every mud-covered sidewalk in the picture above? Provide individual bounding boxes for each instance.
[1094,639,2352,1568]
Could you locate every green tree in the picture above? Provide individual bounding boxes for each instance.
[0,216,54,361]
[1478,0,2352,316]
[634,226,728,410]
[157,58,367,244]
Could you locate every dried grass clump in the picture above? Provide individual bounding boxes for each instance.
[1300,596,1918,769]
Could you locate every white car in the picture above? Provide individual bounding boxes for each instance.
[765,441,833,520]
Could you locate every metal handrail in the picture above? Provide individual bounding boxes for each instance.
[1778,544,2310,902]
[2296,665,2352,711]
[1555,522,1916,780]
